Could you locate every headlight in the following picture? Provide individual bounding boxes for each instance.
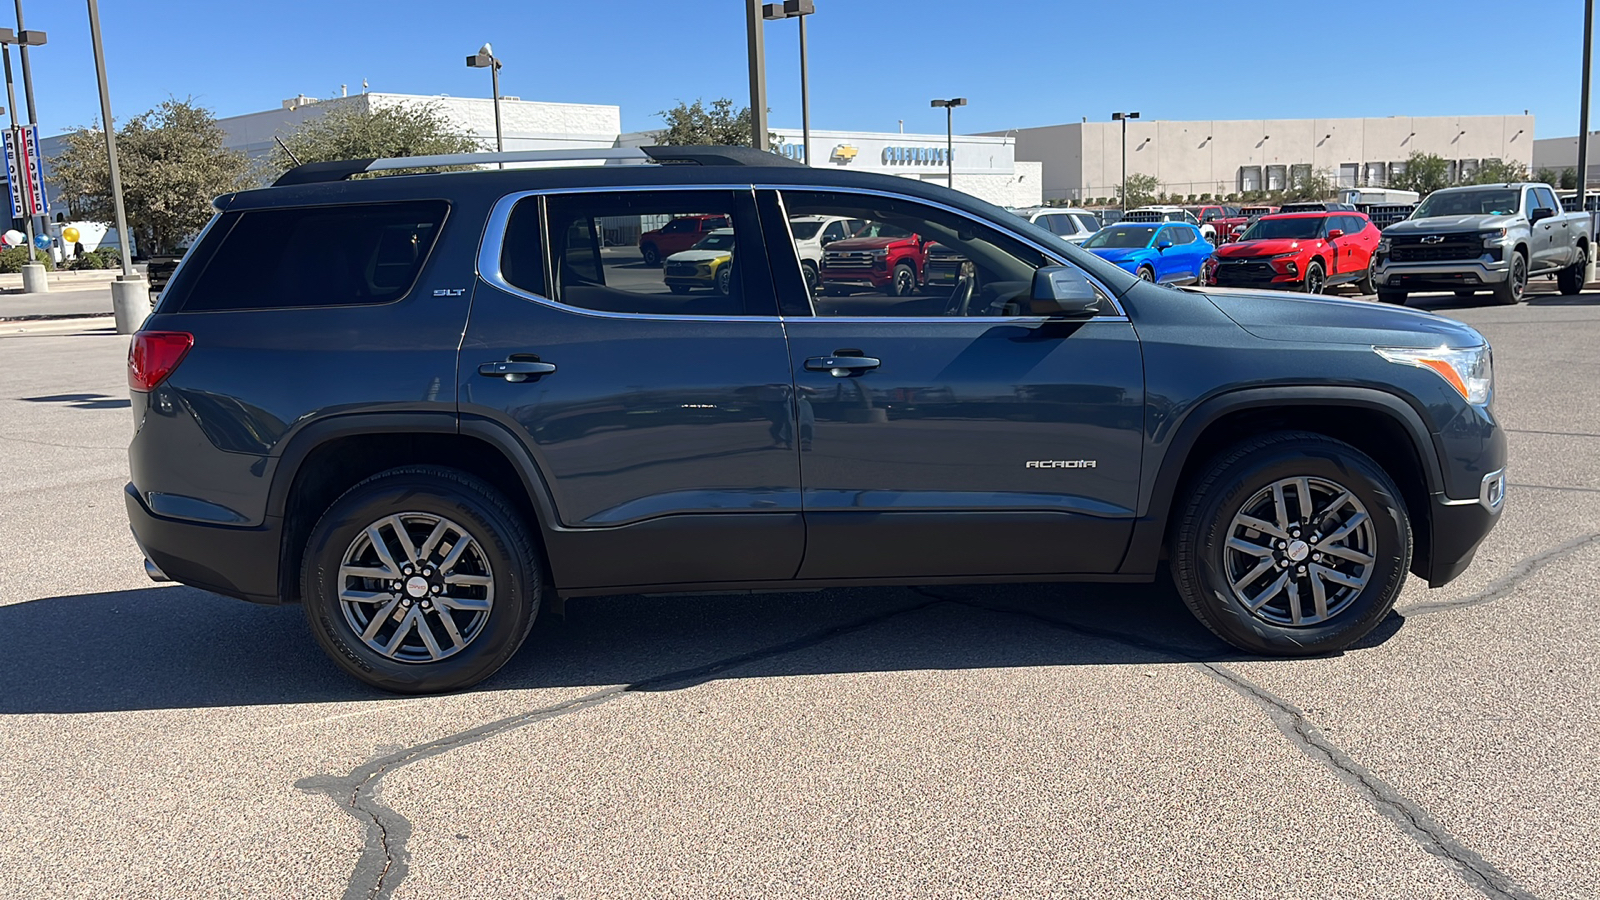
[1480,227,1507,246]
[1377,238,1391,254]
[1374,344,1493,405]
[869,248,889,258]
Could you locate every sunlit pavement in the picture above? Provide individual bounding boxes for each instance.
[1,291,1595,899]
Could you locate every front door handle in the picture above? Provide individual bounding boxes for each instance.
[805,354,880,377]
[479,359,557,382]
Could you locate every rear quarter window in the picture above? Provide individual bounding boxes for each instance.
[170,200,448,312]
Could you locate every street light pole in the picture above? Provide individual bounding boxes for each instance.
[746,0,768,151]
[86,0,144,333]
[13,0,44,266]
[762,1,815,164]
[0,36,37,280]
[1112,111,1139,211]
[931,97,966,188]
[1580,0,1594,208]
[466,44,503,164]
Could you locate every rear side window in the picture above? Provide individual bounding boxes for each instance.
[176,201,447,312]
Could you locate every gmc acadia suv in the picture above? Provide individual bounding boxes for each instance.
[126,145,1506,693]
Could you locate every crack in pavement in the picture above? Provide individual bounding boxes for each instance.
[297,596,942,900]
[1401,529,1600,617]
[915,588,1543,900]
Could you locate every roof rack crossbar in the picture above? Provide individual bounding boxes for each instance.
[271,143,799,187]
[364,147,651,172]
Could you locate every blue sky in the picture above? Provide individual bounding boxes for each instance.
[16,1,1595,139]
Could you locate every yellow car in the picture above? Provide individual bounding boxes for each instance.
[662,227,735,295]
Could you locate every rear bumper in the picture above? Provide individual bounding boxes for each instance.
[125,483,283,604]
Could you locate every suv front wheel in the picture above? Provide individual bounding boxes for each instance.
[301,466,543,693]
[1171,432,1410,656]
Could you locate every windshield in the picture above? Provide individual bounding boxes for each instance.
[1413,189,1520,218]
[854,221,913,239]
[692,232,736,251]
[1082,226,1155,249]
[1240,217,1325,241]
[788,220,823,240]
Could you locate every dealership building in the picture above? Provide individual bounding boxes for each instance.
[992,114,1536,203]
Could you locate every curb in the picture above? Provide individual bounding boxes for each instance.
[0,315,119,338]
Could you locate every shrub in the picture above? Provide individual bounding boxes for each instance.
[0,246,53,273]
[92,246,121,268]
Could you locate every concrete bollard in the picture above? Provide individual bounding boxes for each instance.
[111,277,151,335]
[21,263,49,293]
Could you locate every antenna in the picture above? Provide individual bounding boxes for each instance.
[274,136,303,167]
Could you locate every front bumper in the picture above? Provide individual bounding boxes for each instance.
[1376,256,1509,292]
[1417,469,1506,588]
[125,483,283,604]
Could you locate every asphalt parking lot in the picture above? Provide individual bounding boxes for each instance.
[1,286,1596,899]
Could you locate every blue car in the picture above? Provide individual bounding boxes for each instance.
[1080,222,1209,285]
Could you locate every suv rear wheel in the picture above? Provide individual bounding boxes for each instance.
[301,465,543,693]
[1171,432,1410,656]
[1558,245,1588,295]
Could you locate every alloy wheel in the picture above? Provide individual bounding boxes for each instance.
[1223,476,1375,627]
[336,512,495,663]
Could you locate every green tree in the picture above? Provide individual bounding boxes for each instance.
[1390,152,1451,196]
[1116,173,1159,207]
[1283,167,1334,202]
[50,98,253,256]
[656,97,755,146]
[1467,158,1529,185]
[268,100,479,173]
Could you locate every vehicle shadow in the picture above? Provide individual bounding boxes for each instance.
[0,578,1401,715]
[19,392,131,410]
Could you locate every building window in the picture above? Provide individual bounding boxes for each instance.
[1238,166,1262,192]
[1363,162,1386,187]
[1389,161,1408,184]
[1289,164,1312,188]
[1458,159,1480,182]
[1338,164,1359,188]
[1266,166,1287,191]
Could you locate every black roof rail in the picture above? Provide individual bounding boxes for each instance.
[270,144,800,187]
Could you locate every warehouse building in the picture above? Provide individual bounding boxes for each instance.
[990,114,1535,204]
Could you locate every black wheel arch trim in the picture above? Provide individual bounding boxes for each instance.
[1118,385,1445,576]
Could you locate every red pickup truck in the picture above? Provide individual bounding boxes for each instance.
[818,221,928,296]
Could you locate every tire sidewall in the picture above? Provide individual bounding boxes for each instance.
[302,473,538,693]
[1187,441,1410,655]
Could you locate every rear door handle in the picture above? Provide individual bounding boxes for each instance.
[805,354,880,377]
[479,359,557,382]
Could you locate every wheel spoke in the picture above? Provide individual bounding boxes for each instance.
[438,537,471,574]
[438,594,491,612]
[1231,558,1276,593]
[418,519,450,562]
[443,573,493,587]
[1309,570,1330,621]
[1311,563,1365,589]
[436,610,467,650]
[413,614,444,660]
[388,515,422,567]
[1286,579,1304,625]
[1271,482,1290,530]
[1245,572,1289,611]
[383,607,419,655]
[1319,543,1375,566]
[1322,511,1368,544]
[339,588,391,605]
[1226,536,1274,558]
[1237,515,1289,540]
[365,524,403,575]
[340,565,395,582]
[362,598,401,642]
[1296,477,1314,522]
[1315,490,1353,522]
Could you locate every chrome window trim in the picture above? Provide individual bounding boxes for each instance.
[476,182,1128,322]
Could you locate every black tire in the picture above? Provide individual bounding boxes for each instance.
[801,261,819,293]
[1171,431,1411,657]
[890,262,917,297]
[1558,245,1587,295]
[1491,252,1526,305]
[1302,260,1325,294]
[1376,289,1407,305]
[1137,265,1156,283]
[668,284,692,295]
[640,244,660,267]
[301,466,543,693]
[1356,255,1377,295]
[716,265,733,296]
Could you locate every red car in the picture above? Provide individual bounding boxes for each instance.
[1205,211,1380,294]
[639,214,731,266]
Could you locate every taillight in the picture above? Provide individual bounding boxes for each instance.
[128,331,194,391]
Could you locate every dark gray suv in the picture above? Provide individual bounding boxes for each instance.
[125,146,1506,692]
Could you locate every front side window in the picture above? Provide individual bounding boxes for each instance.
[1072,213,1101,233]
[1535,186,1561,214]
[781,189,1105,318]
[506,190,763,317]
[175,201,446,312]
[1240,217,1326,241]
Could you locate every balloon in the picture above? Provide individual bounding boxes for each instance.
[3,230,23,247]
[62,227,80,244]
[34,234,51,250]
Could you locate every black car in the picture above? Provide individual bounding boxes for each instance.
[126,145,1506,693]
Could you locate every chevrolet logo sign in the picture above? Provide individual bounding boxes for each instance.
[1420,235,1445,244]
[830,144,858,163]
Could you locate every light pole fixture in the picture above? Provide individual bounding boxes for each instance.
[931,97,966,187]
[1111,111,1139,209]
[763,0,814,166]
[746,0,768,151]
[466,43,504,160]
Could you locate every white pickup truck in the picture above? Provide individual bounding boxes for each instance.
[1375,182,1591,305]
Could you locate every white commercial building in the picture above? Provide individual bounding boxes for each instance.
[765,128,1041,208]
[994,115,1535,204]
[1531,133,1598,186]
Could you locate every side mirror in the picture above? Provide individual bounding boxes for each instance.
[1156,239,1174,251]
[1028,266,1100,318]
[1531,207,1556,223]
[819,235,832,247]
[1326,229,1344,240]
